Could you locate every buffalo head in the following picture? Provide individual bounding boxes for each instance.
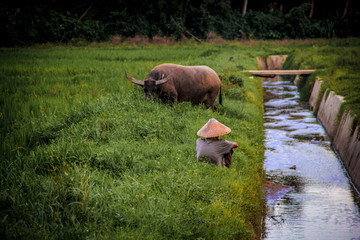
[126,72,171,101]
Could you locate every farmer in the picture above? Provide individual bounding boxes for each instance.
[196,118,238,168]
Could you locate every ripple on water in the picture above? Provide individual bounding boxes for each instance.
[263,79,360,240]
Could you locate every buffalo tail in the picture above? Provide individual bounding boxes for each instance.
[219,86,223,106]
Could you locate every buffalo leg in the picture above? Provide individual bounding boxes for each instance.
[205,93,218,112]
[169,92,178,103]
[211,104,217,112]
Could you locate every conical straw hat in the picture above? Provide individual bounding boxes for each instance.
[197,118,231,138]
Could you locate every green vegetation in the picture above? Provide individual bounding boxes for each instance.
[2,39,358,239]
[284,38,360,125]
[0,43,272,239]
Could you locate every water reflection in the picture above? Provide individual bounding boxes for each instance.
[263,79,360,240]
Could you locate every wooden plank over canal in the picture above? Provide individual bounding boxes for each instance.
[248,69,315,77]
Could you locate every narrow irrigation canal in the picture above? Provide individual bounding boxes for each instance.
[262,78,360,239]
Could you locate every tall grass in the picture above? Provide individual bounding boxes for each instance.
[0,42,311,239]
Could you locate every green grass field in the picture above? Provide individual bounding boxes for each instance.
[1,40,359,239]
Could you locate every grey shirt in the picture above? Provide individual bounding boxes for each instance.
[196,138,234,166]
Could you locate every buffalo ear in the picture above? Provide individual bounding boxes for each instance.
[125,72,144,86]
[155,72,172,86]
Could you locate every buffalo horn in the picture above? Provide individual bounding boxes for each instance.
[155,72,172,85]
[125,72,144,86]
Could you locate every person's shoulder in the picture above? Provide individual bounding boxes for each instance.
[196,138,205,144]
[197,138,218,144]
[222,139,234,146]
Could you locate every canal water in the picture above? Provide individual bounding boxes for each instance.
[263,78,360,240]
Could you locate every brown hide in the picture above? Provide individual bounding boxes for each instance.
[127,64,222,111]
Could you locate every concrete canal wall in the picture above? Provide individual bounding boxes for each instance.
[258,55,360,191]
[317,90,345,139]
[257,55,287,70]
[309,79,360,190]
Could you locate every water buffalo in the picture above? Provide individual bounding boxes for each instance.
[126,63,222,111]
